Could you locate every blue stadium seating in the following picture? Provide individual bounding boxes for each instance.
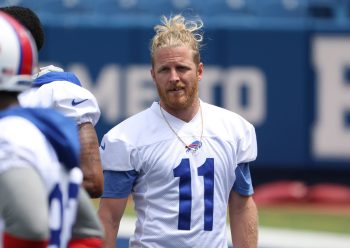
[0,0,349,28]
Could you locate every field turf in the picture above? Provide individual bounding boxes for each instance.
[93,198,350,235]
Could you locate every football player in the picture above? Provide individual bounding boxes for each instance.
[0,6,104,198]
[98,14,258,248]
[0,11,103,248]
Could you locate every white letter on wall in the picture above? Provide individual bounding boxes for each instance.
[312,36,350,159]
[223,67,266,125]
[126,66,158,117]
[199,66,222,103]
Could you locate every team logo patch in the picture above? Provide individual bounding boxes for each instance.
[186,140,202,153]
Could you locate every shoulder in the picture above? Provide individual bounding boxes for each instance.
[20,68,98,107]
[104,107,156,143]
[0,108,74,143]
[0,107,77,171]
[103,102,167,148]
[32,66,95,97]
[0,114,42,139]
[20,69,100,124]
[202,102,255,139]
[204,102,254,128]
[37,79,94,97]
[33,65,81,87]
[0,115,52,172]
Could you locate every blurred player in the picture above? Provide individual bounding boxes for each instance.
[98,14,258,248]
[0,6,104,198]
[0,11,103,248]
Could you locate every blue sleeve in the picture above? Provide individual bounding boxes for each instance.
[102,170,139,198]
[231,163,254,196]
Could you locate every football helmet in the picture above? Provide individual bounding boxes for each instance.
[0,11,38,92]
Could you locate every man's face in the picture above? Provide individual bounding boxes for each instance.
[151,46,203,112]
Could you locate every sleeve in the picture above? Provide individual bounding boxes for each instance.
[100,130,140,198]
[0,118,44,174]
[100,130,141,172]
[237,122,258,164]
[33,82,101,126]
[231,163,254,196]
[102,170,139,198]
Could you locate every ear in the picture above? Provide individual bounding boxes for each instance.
[150,68,156,82]
[197,62,204,81]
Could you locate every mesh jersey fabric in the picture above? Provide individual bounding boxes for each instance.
[100,100,257,248]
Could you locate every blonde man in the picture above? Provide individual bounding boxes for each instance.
[98,14,258,248]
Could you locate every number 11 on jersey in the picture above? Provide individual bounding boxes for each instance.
[173,158,214,231]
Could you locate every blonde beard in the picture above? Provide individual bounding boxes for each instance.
[157,83,198,111]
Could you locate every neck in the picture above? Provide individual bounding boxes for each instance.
[160,99,200,122]
[159,100,204,153]
[0,92,19,110]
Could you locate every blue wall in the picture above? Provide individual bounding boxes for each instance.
[37,23,350,169]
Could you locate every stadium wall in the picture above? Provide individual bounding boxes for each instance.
[38,25,350,177]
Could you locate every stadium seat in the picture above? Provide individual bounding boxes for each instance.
[307,0,345,18]
[249,0,308,18]
[195,0,254,17]
[0,0,348,28]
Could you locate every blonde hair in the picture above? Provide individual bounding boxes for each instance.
[150,14,203,65]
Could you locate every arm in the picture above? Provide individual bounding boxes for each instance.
[98,197,129,248]
[97,170,138,248]
[79,122,103,198]
[228,191,258,248]
[33,76,103,198]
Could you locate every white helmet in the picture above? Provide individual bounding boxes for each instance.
[0,11,38,92]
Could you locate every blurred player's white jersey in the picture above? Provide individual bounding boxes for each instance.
[0,108,82,248]
[101,101,257,248]
[19,65,100,126]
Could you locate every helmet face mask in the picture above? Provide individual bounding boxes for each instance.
[0,11,38,93]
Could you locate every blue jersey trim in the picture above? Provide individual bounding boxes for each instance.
[102,166,252,198]
[102,170,139,198]
[232,163,254,196]
[32,71,82,87]
[0,107,80,170]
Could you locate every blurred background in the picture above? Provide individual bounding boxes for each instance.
[1,0,349,247]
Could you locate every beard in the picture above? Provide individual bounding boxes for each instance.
[156,81,199,111]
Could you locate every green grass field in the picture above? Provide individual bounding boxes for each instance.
[93,199,350,235]
[258,205,350,235]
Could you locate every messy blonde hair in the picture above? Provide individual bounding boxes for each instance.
[150,14,203,66]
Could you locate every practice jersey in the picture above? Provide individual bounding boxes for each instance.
[0,107,82,248]
[19,65,100,126]
[100,101,257,248]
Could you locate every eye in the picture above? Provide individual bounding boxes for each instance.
[157,67,169,73]
[177,66,190,72]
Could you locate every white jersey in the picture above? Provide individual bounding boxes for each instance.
[100,101,257,248]
[19,65,100,126]
[0,110,82,248]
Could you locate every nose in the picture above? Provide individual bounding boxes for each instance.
[169,68,180,83]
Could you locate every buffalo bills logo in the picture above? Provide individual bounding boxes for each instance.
[186,140,202,153]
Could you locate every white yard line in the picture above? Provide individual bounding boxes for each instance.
[119,216,350,248]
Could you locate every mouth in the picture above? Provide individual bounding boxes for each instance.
[169,85,185,92]
[168,88,185,96]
